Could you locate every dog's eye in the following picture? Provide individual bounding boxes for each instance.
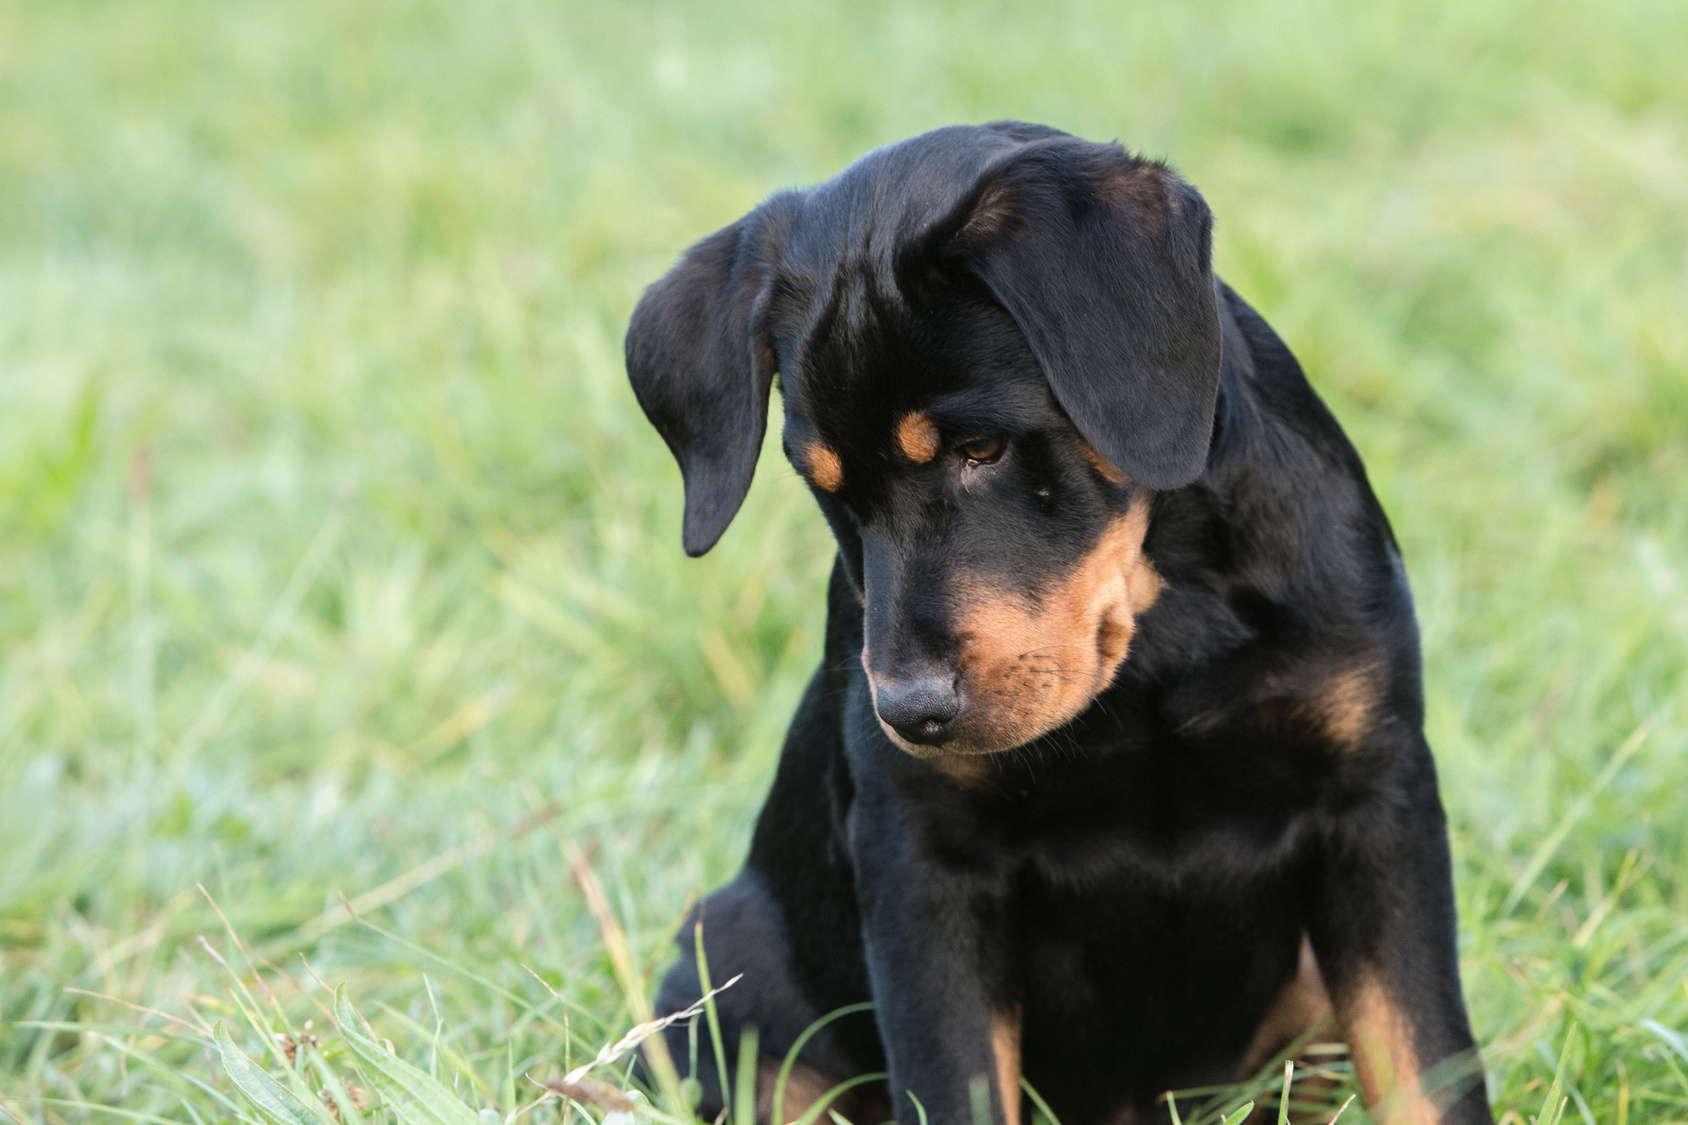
[959,436,1006,466]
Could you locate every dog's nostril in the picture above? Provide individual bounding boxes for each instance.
[875,676,961,746]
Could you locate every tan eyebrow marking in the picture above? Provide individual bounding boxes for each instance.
[896,411,942,463]
[1078,439,1131,487]
[803,442,844,492]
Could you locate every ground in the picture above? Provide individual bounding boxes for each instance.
[1,0,1686,1122]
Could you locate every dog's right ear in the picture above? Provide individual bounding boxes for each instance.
[932,138,1222,491]
[625,211,783,557]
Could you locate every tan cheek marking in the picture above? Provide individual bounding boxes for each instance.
[952,494,1161,753]
[1241,935,1335,1078]
[992,1008,1023,1125]
[896,412,942,464]
[1340,975,1440,1125]
[1078,440,1132,487]
[1307,664,1382,750]
[804,442,843,492]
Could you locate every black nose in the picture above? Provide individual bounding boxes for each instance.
[875,676,962,745]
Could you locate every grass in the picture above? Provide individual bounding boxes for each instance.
[0,0,1685,1121]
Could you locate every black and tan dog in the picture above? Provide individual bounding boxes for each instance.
[624,123,1492,1125]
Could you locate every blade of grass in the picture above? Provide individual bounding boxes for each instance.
[28,1099,201,1125]
[771,1003,873,1125]
[87,1029,245,1116]
[734,1024,759,1125]
[62,986,211,1037]
[695,916,730,1110]
[1534,1024,1576,1125]
[790,1074,891,1125]
[335,983,481,1125]
[348,916,575,1038]
[280,805,559,952]
[305,1043,370,1125]
[1019,1079,1062,1125]
[563,837,685,1111]
[1501,722,1650,916]
[969,1075,991,1125]
[215,1021,335,1125]
[197,936,288,1064]
[371,999,497,1106]
[173,479,353,770]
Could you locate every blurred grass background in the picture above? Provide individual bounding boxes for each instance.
[1,0,1686,1120]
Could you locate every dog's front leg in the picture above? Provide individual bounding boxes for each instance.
[849,795,1019,1125]
[1305,742,1494,1125]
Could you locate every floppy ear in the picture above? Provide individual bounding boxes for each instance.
[625,212,780,556]
[945,140,1222,489]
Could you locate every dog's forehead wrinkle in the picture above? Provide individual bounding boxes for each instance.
[788,265,891,385]
[784,307,1050,444]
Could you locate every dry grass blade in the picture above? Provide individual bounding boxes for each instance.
[280,804,561,951]
[62,987,211,1037]
[87,887,198,977]
[562,835,687,1108]
[559,973,740,1086]
[173,479,355,768]
[540,1078,635,1113]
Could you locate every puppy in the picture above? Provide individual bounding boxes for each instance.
[625,122,1492,1125]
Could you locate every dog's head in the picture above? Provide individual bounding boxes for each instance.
[626,123,1222,758]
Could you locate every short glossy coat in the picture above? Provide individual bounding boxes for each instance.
[626,122,1493,1125]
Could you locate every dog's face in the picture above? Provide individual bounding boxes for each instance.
[626,123,1223,757]
[780,293,1165,756]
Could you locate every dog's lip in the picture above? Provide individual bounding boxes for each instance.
[875,714,1024,760]
[888,715,957,745]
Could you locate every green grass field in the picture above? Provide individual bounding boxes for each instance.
[2,0,1686,1121]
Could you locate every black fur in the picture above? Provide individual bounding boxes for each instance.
[625,123,1492,1125]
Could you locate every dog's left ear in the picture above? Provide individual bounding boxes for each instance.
[625,209,784,557]
[941,139,1222,489]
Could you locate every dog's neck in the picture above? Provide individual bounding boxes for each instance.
[1110,280,1404,691]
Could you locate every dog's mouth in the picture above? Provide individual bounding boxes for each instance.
[864,622,1126,761]
[864,500,1163,760]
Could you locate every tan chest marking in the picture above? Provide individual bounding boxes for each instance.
[1304,663,1383,750]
